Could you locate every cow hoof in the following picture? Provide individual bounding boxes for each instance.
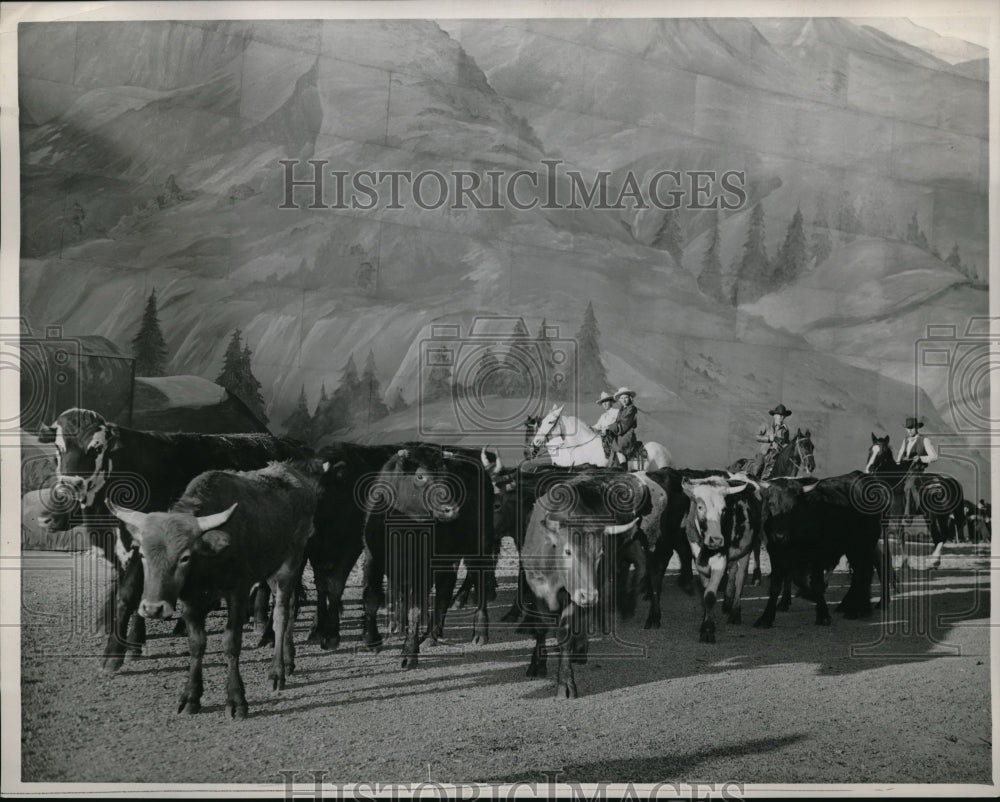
[727,610,742,625]
[776,600,790,612]
[751,570,762,587]
[177,696,201,715]
[257,632,275,649]
[306,628,322,644]
[721,598,732,614]
[556,683,579,700]
[500,608,522,624]
[752,617,773,629]
[226,702,248,720]
[471,633,489,647]
[401,655,418,670]
[527,663,547,678]
[643,618,661,630]
[678,580,695,597]
[101,654,125,674]
[929,558,941,570]
[321,635,340,651]
[699,627,716,644]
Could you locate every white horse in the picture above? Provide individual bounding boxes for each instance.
[529,404,673,469]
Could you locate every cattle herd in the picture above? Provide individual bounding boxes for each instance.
[35,407,987,713]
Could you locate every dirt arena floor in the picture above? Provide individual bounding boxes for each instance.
[18,539,995,788]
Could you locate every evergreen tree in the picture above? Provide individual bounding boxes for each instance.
[567,302,609,400]
[906,211,931,253]
[500,319,532,398]
[946,243,962,274]
[389,387,408,413]
[282,385,314,442]
[810,200,833,267]
[773,206,808,284]
[698,210,725,302]
[324,354,362,430]
[425,362,453,402]
[536,318,562,398]
[737,202,770,301]
[475,345,504,397]
[360,350,390,424]
[652,210,684,265]
[132,288,168,376]
[240,343,268,424]
[836,195,861,243]
[216,329,245,398]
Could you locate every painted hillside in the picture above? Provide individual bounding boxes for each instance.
[17,17,989,495]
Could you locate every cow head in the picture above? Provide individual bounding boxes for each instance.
[681,476,748,551]
[107,501,237,618]
[373,447,465,522]
[533,512,638,609]
[37,408,120,516]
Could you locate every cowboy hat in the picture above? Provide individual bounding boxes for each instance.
[903,417,925,429]
[614,387,635,399]
[597,391,615,404]
[768,403,792,417]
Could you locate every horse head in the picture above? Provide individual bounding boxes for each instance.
[794,429,815,474]
[530,405,565,448]
[866,432,894,473]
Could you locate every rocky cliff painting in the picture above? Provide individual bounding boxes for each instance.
[18,16,989,491]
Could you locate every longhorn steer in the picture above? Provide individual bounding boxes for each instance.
[520,471,647,698]
[36,407,309,671]
[108,460,322,718]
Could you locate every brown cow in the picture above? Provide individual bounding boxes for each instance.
[108,460,322,718]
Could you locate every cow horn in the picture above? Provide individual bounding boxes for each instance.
[321,461,330,473]
[106,500,148,542]
[726,482,748,496]
[196,503,237,532]
[397,449,409,458]
[481,447,492,469]
[604,517,639,536]
[443,450,456,459]
[803,483,818,493]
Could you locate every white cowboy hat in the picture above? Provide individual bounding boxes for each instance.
[597,391,615,404]
[614,387,635,399]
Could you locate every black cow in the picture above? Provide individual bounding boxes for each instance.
[751,472,883,628]
[108,460,322,718]
[36,408,309,672]
[361,445,497,668]
[520,471,647,698]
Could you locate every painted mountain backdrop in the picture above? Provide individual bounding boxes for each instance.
[17,18,989,493]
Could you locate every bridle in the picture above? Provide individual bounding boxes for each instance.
[534,410,601,451]
[791,436,815,474]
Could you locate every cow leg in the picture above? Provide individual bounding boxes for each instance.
[502,562,531,624]
[699,552,727,643]
[401,591,423,670]
[675,534,695,595]
[874,535,892,609]
[526,621,548,679]
[811,565,832,625]
[102,554,143,673]
[361,545,385,651]
[430,564,459,643]
[776,576,792,611]
[750,540,763,586]
[616,537,644,621]
[97,585,116,636]
[317,569,347,651]
[724,552,750,625]
[928,519,945,569]
[471,563,491,647]
[644,547,667,629]
[254,583,275,648]
[177,598,211,715]
[554,606,579,699]
[307,567,329,644]
[453,572,475,610]
[754,550,786,628]
[268,574,295,691]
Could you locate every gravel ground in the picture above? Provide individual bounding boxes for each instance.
[17,540,994,787]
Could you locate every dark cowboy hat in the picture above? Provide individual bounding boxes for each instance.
[768,403,792,417]
[903,417,925,429]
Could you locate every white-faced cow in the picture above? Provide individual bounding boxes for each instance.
[36,408,309,672]
[108,460,323,718]
[679,474,757,643]
[520,471,646,698]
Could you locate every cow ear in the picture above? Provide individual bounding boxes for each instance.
[196,529,231,555]
[37,423,57,444]
[101,424,122,452]
[681,478,695,498]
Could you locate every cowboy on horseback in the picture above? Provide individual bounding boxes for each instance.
[897,416,938,522]
[604,387,639,466]
[750,403,792,479]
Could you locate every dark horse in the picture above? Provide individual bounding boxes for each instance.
[865,433,965,569]
[729,429,816,585]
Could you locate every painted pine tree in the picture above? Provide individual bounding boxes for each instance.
[810,200,833,267]
[361,350,390,424]
[282,385,314,442]
[568,301,609,401]
[240,343,268,424]
[500,319,532,398]
[737,202,770,301]
[697,210,725,302]
[216,329,244,397]
[773,206,808,284]
[536,318,562,398]
[132,289,168,376]
[652,210,684,265]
